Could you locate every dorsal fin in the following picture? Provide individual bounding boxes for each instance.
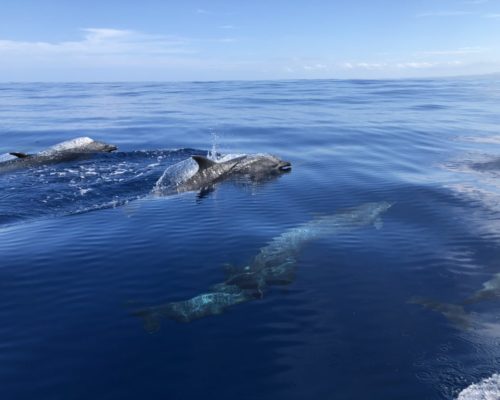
[9,152,29,159]
[192,155,216,171]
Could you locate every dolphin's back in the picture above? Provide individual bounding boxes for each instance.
[39,137,96,156]
[0,137,117,174]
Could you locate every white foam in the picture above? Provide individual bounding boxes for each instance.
[40,137,94,155]
[217,153,246,162]
[0,153,16,162]
[457,373,500,400]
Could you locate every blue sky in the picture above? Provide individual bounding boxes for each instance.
[1,0,499,81]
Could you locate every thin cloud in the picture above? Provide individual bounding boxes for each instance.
[0,28,195,57]
[83,28,133,40]
[398,61,463,69]
[302,63,328,71]
[484,13,500,18]
[341,62,390,70]
[340,60,463,70]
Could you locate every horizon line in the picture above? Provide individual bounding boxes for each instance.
[1,72,499,85]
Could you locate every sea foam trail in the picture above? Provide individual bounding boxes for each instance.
[456,374,500,400]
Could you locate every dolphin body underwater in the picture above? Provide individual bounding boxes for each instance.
[0,137,117,173]
[153,153,292,195]
[132,201,393,331]
[410,272,500,329]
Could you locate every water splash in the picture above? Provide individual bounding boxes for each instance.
[152,157,198,195]
[207,129,220,161]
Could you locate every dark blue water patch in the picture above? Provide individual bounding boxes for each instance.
[1,78,500,399]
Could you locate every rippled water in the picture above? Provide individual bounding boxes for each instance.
[1,78,500,399]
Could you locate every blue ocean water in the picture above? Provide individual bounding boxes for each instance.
[1,78,500,399]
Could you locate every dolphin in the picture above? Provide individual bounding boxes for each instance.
[132,201,393,331]
[223,201,393,291]
[409,272,500,330]
[464,273,500,304]
[0,137,117,173]
[408,297,472,329]
[153,153,291,195]
[132,287,258,331]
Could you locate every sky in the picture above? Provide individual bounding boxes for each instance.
[0,0,499,81]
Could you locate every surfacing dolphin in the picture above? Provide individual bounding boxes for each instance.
[132,201,393,331]
[0,137,117,173]
[152,153,291,196]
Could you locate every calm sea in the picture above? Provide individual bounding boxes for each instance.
[1,78,500,399]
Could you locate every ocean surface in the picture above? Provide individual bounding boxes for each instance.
[1,78,500,400]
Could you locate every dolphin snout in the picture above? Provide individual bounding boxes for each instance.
[107,145,118,152]
[279,161,292,171]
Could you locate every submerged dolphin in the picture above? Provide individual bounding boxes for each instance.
[132,201,393,331]
[153,153,291,195]
[0,137,117,173]
[464,272,500,304]
[408,297,471,329]
[410,272,500,329]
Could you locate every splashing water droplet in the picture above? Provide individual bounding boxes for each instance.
[207,129,219,161]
